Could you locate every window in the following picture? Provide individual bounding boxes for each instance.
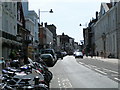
[102,8,105,15]
[17,10,20,21]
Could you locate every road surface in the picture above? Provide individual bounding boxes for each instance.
[49,56,118,89]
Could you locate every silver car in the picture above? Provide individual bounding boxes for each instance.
[74,51,83,58]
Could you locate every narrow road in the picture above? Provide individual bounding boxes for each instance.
[49,56,118,89]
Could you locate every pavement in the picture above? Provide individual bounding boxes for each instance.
[84,56,119,64]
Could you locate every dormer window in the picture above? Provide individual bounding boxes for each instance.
[17,10,20,21]
[102,9,105,15]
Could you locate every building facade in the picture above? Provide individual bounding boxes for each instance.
[39,23,53,49]
[22,1,39,60]
[46,27,53,48]
[116,1,120,58]
[57,33,75,54]
[45,23,57,51]
[0,2,19,59]
[94,1,120,58]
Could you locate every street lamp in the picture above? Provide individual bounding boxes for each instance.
[79,24,82,26]
[79,23,88,27]
[38,9,53,24]
[38,9,53,50]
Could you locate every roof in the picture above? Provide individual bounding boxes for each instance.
[101,3,110,12]
[107,3,112,9]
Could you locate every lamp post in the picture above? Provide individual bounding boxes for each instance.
[38,9,53,49]
[102,33,106,58]
[38,9,53,24]
[79,23,89,56]
[80,40,84,50]
[62,33,66,51]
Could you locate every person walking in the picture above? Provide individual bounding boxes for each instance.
[96,51,99,57]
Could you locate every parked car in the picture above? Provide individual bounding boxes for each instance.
[40,49,57,61]
[40,54,55,67]
[74,51,83,58]
[56,51,63,60]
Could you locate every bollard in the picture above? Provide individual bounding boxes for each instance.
[34,76,39,85]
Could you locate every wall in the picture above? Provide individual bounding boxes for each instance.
[45,27,53,47]
[94,3,117,58]
[1,2,17,59]
[0,2,2,58]
[116,2,120,58]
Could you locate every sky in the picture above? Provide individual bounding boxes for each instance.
[28,0,110,43]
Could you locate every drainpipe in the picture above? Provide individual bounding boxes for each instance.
[116,4,119,58]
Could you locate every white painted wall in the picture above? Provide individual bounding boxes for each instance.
[45,27,53,45]
[25,18,34,37]
[2,2,17,35]
[1,2,17,59]
[94,3,117,57]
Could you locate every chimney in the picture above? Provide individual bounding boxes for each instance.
[44,22,47,27]
[96,11,98,20]
[41,22,43,26]
[110,0,120,6]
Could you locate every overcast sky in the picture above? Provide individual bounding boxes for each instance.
[28,0,110,43]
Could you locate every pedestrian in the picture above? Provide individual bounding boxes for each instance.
[24,55,29,64]
[108,53,112,58]
[9,50,17,60]
[90,51,93,58]
[1,57,5,68]
[5,59,10,67]
[100,51,104,58]
[96,51,99,57]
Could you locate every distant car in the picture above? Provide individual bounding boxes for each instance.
[56,51,63,60]
[73,51,76,56]
[74,51,83,58]
[67,51,73,55]
[40,54,55,67]
[61,51,67,57]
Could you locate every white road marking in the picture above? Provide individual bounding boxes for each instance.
[104,68,118,74]
[79,62,84,65]
[57,77,72,88]
[111,74,119,77]
[58,84,61,86]
[95,69,107,75]
[89,65,97,68]
[58,78,62,87]
[84,64,92,69]
[114,78,120,81]
[61,78,72,88]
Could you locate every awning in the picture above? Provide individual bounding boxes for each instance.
[2,37,22,46]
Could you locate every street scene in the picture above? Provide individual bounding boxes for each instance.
[0,0,120,90]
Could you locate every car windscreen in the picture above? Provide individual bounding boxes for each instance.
[41,55,52,58]
[41,50,54,56]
